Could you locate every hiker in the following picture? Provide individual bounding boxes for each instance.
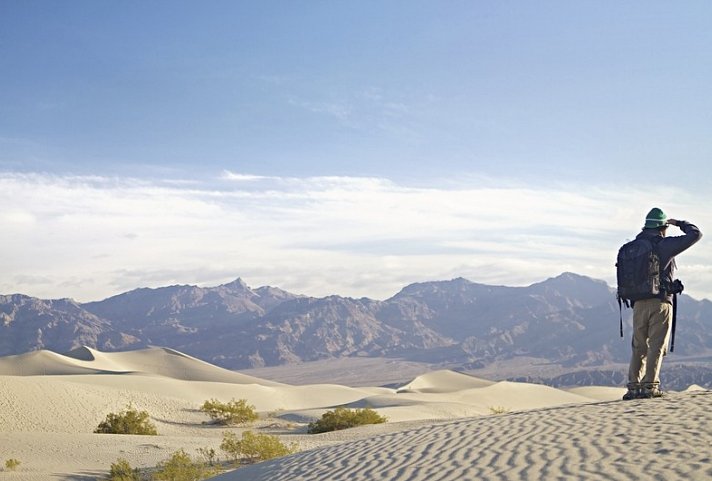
[622,208,702,400]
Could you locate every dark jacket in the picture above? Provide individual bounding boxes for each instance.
[635,221,702,303]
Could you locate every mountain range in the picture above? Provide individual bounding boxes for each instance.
[2,273,712,387]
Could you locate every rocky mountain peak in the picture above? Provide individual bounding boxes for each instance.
[218,278,251,292]
[390,277,477,299]
[530,272,613,308]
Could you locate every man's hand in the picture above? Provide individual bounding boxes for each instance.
[667,218,680,227]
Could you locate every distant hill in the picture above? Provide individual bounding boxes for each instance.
[2,273,712,379]
[0,294,138,355]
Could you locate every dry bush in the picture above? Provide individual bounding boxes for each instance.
[307,407,387,434]
[200,398,259,425]
[152,449,221,481]
[220,431,298,464]
[95,404,158,435]
[195,447,218,466]
[488,406,511,415]
[108,458,140,481]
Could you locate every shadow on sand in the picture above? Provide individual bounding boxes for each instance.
[57,470,106,481]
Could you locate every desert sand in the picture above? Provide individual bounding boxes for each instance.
[0,347,709,481]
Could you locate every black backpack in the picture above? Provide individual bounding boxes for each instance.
[616,236,662,305]
[615,236,662,337]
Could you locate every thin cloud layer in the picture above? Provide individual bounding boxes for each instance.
[1,172,709,302]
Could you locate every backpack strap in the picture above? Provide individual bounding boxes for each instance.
[616,294,630,338]
[670,292,678,352]
[650,235,665,301]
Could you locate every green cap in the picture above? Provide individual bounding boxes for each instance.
[644,207,668,229]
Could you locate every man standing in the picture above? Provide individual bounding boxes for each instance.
[623,207,702,400]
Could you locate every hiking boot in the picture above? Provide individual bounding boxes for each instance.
[642,386,664,398]
[622,383,642,401]
[622,388,641,400]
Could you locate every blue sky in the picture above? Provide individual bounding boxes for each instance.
[1,1,711,302]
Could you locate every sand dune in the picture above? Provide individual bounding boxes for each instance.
[214,390,712,481]
[2,346,707,481]
[0,346,280,385]
[397,369,495,393]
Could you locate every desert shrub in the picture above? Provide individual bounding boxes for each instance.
[152,449,221,481]
[109,458,140,481]
[195,447,217,466]
[4,458,21,471]
[200,398,258,425]
[220,431,298,464]
[95,404,158,435]
[307,407,387,434]
[488,406,510,415]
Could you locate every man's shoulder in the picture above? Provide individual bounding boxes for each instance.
[634,230,661,242]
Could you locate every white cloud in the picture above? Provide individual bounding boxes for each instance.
[220,171,272,182]
[1,210,37,225]
[0,172,710,303]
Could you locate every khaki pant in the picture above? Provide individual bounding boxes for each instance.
[627,298,672,387]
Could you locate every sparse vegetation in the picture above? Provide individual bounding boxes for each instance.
[307,407,387,434]
[220,431,298,464]
[200,398,259,425]
[4,458,21,471]
[195,447,218,466]
[152,449,221,481]
[488,406,511,415]
[108,458,140,481]
[94,404,158,435]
